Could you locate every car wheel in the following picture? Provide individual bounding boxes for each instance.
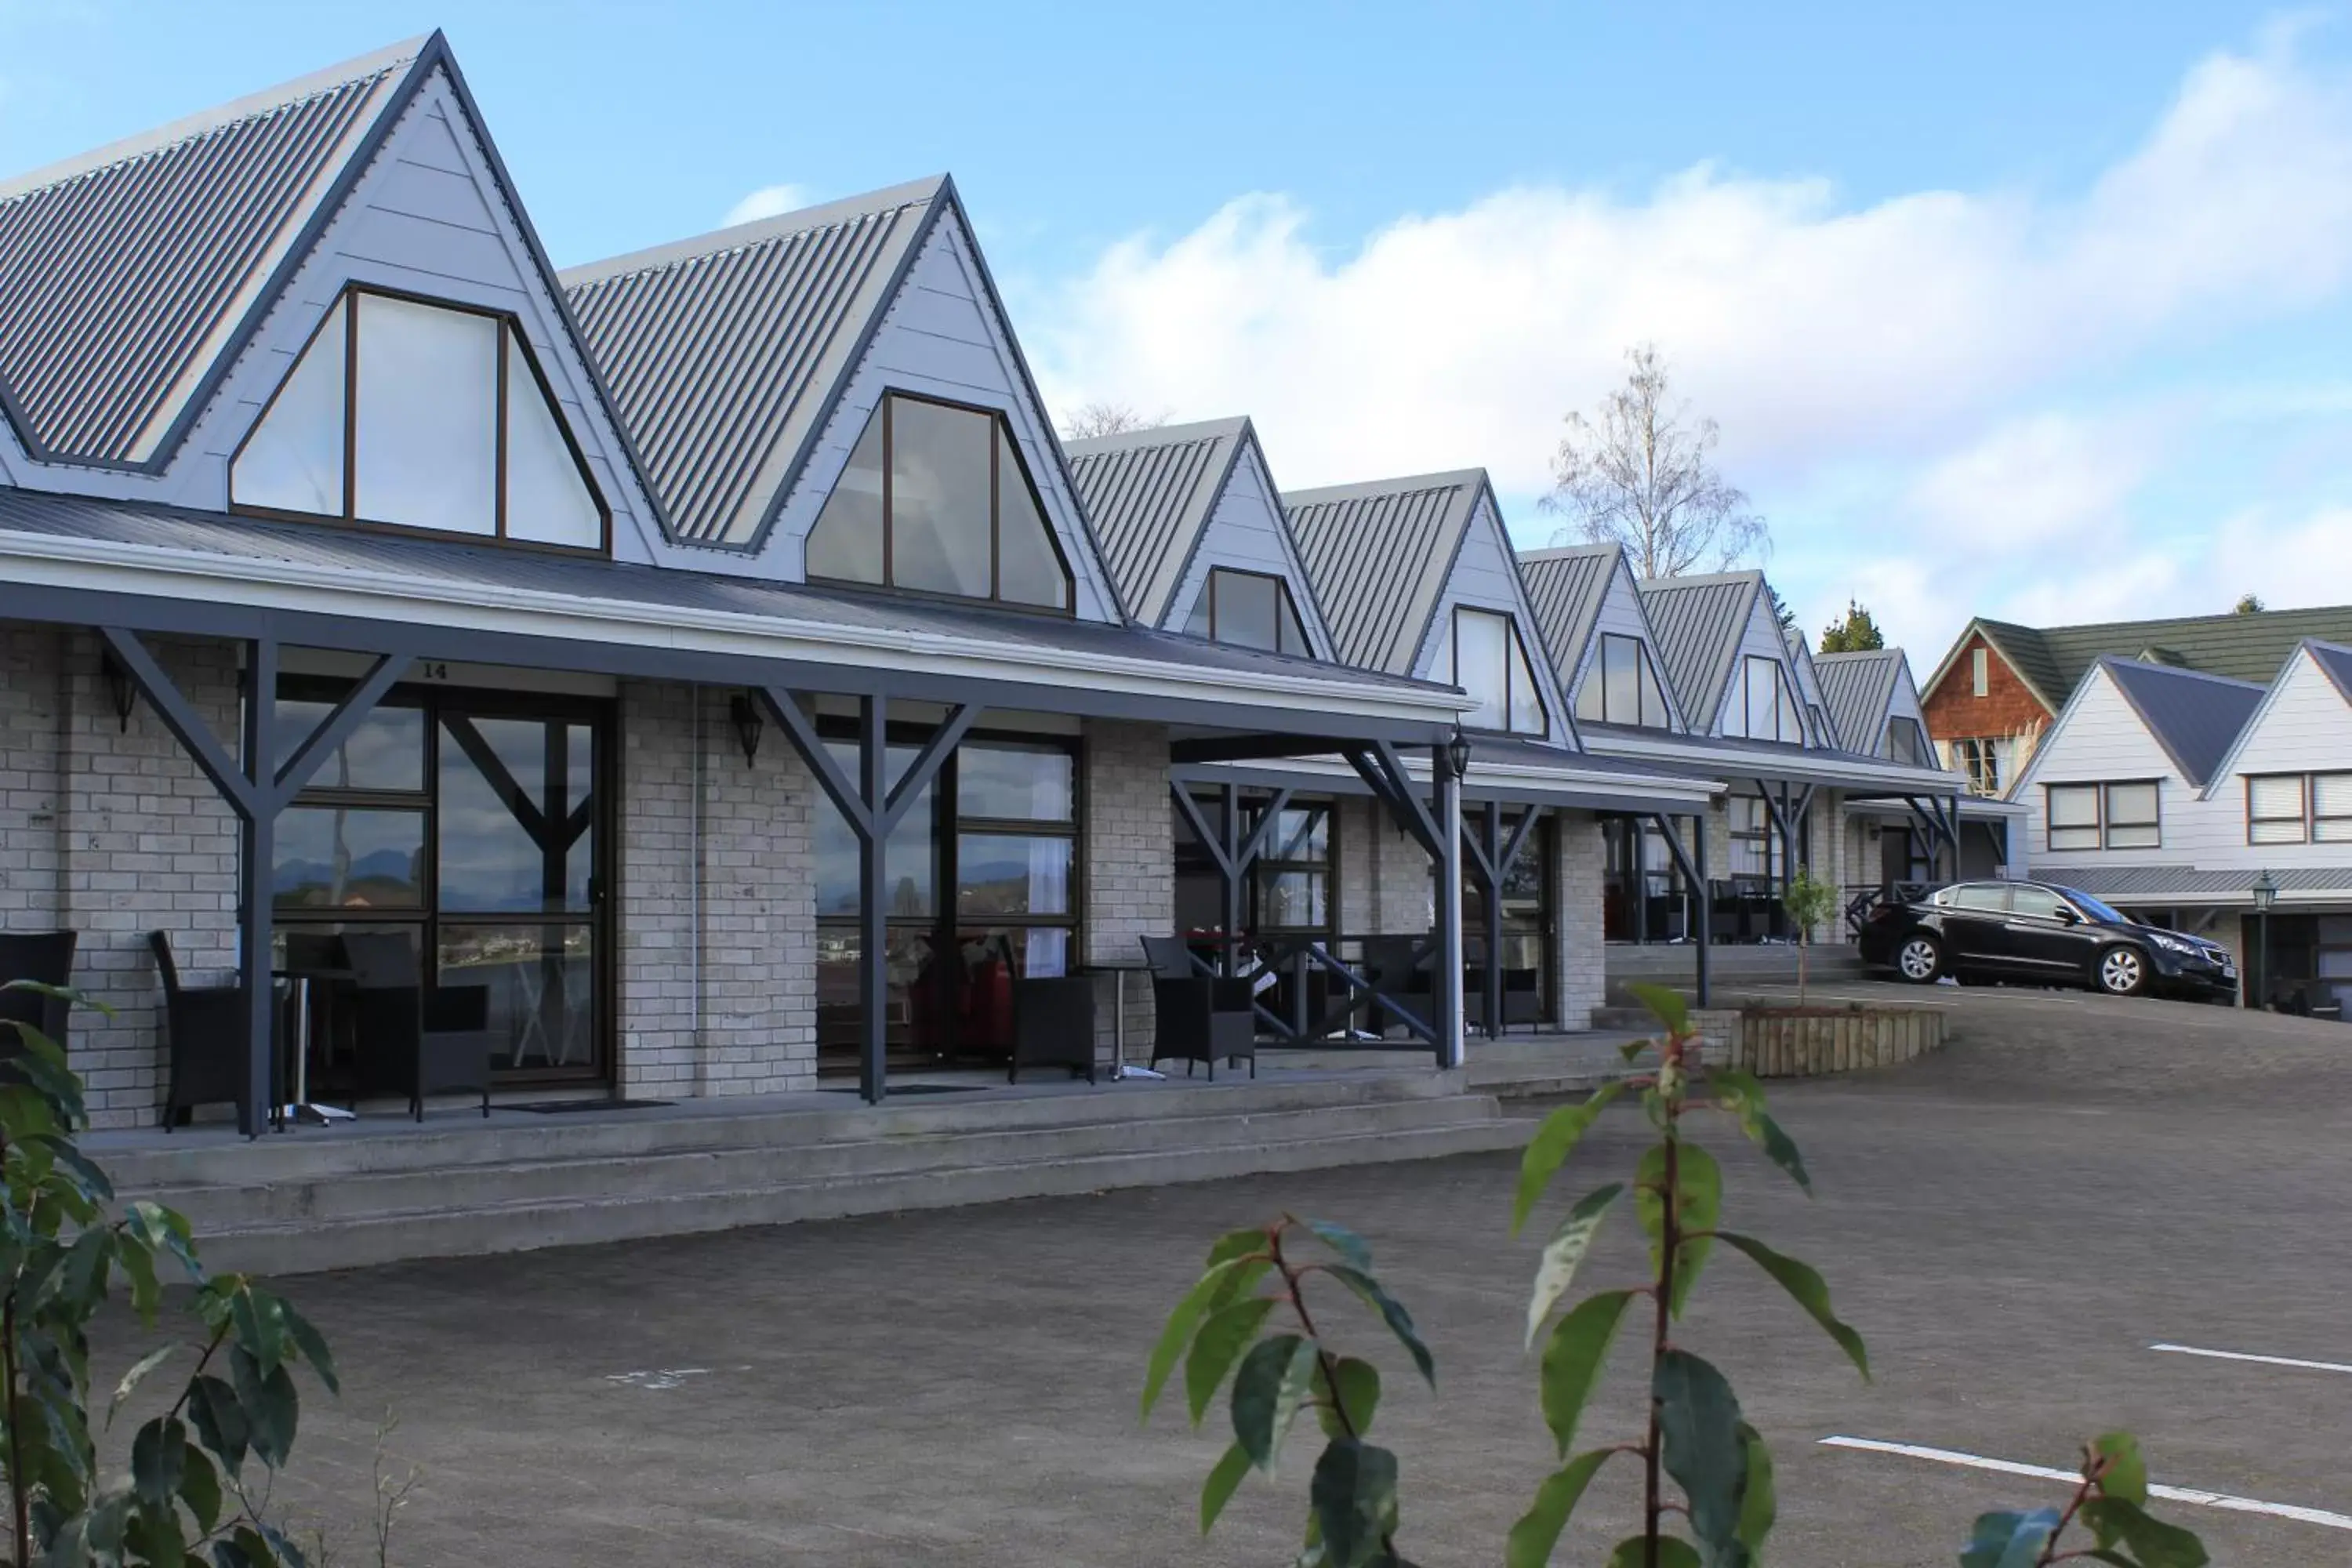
[1895,935,1944,984]
[2096,946,2148,997]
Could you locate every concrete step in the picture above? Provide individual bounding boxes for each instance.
[180,1111,1532,1277]
[136,1094,1503,1231]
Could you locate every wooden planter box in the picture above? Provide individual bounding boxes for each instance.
[1726,1005,1945,1078]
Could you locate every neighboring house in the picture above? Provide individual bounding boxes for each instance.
[2012,645,2352,1014]
[1921,605,2352,797]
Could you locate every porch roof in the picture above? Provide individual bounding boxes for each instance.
[1575,720,1970,795]
[2046,863,2352,908]
[0,487,1467,739]
[1175,735,1719,815]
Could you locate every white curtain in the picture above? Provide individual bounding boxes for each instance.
[1024,839,1069,976]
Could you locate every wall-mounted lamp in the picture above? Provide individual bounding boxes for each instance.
[1444,725,1472,782]
[100,655,136,732]
[728,691,764,766]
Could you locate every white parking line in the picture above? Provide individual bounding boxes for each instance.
[1820,1437,2352,1531]
[2151,1343,2352,1376]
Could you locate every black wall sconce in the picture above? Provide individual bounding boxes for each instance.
[100,655,136,732]
[728,691,764,765]
[1444,724,1472,781]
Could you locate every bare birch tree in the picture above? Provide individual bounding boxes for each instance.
[1541,343,1769,577]
[1059,401,1169,441]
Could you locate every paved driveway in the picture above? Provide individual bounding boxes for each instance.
[140,985,2352,1566]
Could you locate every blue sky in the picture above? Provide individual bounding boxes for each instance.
[4,2,2349,659]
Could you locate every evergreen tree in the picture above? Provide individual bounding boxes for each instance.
[1819,600,1886,653]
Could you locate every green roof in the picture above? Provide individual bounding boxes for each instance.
[1955,605,2352,713]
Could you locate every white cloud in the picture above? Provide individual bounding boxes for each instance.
[722,183,815,228]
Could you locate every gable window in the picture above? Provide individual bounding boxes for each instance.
[1724,655,1805,742]
[1950,737,2002,795]
[1887,717,1930,765]
[806,393,1073,611]
[1181,568,1312,655]
[2248,773,2352,844]
[1430,608,1547,735]
[230,288,606,550]
[2046,781,2160,851]
[1971,647,1990,698]
[1574,633,1670,728]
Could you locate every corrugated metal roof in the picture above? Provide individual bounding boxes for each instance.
[1814,649,1901,755]
[561,179,943,547]
[1635,572,1762,728]
[2048,864,2352,903]
[1285,471,1483,675]
[2305,639,2352,704]
[1063,418,1243,623]
[2099,657,2265,787]
[0,485,1436,695]
[1517,543,1617,681]
[1963,605,2352,714]
[0,38,421,466]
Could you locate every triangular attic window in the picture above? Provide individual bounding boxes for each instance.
[231,289,606,550]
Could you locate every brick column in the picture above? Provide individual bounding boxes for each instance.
[1084,720,1170,1058]
[1553,811,1606,1031]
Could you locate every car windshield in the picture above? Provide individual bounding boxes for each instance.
[2056,887,2129,925]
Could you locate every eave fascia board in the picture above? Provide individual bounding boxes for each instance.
[1175,752,1722,812]
[1581,728,1970,794]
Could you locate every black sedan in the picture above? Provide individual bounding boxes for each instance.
[1857,879,2240,1002]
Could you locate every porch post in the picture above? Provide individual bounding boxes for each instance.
[238,639,278,1138]
[1221,784,1243,980]
[1433,742,1465,1069]
[1693,811,1711,1010]
[857,695,887,1105]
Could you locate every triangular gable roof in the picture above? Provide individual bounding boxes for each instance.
[1635,570,1766,730]
[1814,648,1902,755]
[2198,638,2352,797]
[563,179,941,550]
[1519,543,1620,678]
[1285,470,1485,675]
[1065,416,1257,626]
[1927,605,2352,716]
[2098,657,2266,788]
[0,38,429,469]
[2310,639,2352,703]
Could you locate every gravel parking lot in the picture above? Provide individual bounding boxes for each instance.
[157,982,2352,1566]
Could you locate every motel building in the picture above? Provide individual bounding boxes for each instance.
[0,38,1976,1262]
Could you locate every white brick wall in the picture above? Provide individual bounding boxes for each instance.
[1083,720,1170,1058]
[1554,811,1606,1031]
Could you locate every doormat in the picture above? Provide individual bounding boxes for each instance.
[509,1098,673,1114]
[819,1084,978,1097]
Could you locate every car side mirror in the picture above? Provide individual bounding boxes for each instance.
[2056,906,2082,925]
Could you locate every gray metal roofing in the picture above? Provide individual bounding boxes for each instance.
[561,180,944,549]
[1813,649,1901,755]
[2097,656,2265,787]
[1285,471,1483,675]
[1062,418,1245,623]
[1635,572,1762,728]
[0,39,421,466]
[1516,544,1618,681]
[0,485,1441,695]
[2307,639,2352,703]
[2047,864,2352,903]
[1576,719,1953,789]
[1965,604,2352,713]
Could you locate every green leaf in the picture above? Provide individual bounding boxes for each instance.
[1199,1441,1253,1534]
[179,1443,223,1535]
[1734,1421,1776,1555]
[1185,1297,1279,1426]
[230,1287,280,1377]
[1626,981,1690,1036]
[2080,1497,2209,1568]
[185,1374,248,1475]
[1143,1255,1268,1420]
[1323,1266,1435,1388]
[1504,1447,1617,1568]
[1633,1141,1721,1318]
[1305,1220,1373,1272]
[106,1345,176,1431]
[1617,1037,1652,1064]
[1710,1069,1813,1196]
[1526,1183,1624,1348]
[30,1134,114,1205]
[1653,1349,1749,1563]
[125,1497,185,1566]
[2090,1430,2147,1508]
[1513,1081,1627,1234]
[1538,1289,1636,1457]
[116,1231,162,1323]
[1316,1356,1381,1438]
[1960,1508,2061,1568]
[1309,1438,1398,1568]
[276,1297,339,1396]
[1717,1232,1871,1381]
[124,1200,205,1285]
[1206,1226,1269,1269]
[1603,1537,1702,1567]
[227,1344,299,1469]
[130,1416,187,1508]
[1232,1334,1318,1472]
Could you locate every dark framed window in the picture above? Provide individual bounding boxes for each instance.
[1725,655,1804,742]
[1887,716,1930,765]
[1253,800,1333,934]
[230,286,609,551]
[1575,633,1671,728]
[2045,780,2161,851]
[2103,782,2161,848]
[2045,783,2101,851]
[1181,568,1312,656]
[1728,795,1783,879]
[2246,771,2352,844]
[805,392,1074,611]
[1431,607,1547,735]
[1953,737,2002,795]
[812,728,1080,1069]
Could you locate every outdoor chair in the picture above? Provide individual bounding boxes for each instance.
[1141,936,1255,1080]
[1007,975,1097,1084]
[147,930,259,1130]
[0,930,77,1059]
[342,933,494,1122]
[1356,935,1431,1038]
